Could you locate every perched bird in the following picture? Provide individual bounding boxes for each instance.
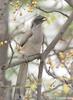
[14,15,46,100]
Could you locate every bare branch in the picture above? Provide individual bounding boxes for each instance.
[42,11,73,60]
[3,53,41,70]
[37,59,44,100]
[37,7,69,18]
[65,0,73,8]
[42,84,63,94]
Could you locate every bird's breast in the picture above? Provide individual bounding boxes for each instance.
[31,25,43,44]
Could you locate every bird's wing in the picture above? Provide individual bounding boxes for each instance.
[20,30,33,47]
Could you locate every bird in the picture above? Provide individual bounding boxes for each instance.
[14,15,46,100]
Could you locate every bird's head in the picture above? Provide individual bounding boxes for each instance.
[31,15,46,28]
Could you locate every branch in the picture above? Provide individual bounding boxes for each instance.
[0,84,30,89]
[37,7,69,18]
[65,0,73,8]
[42,84,63,94]
[37,59,44,100]
[42,11,73,60]
[45,64,57,79]
[3,53,41,70]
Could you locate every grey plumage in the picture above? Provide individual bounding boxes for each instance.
[14,15,45,100]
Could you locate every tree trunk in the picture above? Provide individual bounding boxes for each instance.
[0,0,12,100]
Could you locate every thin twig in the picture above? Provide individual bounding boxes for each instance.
[37,7,69,18]
[42,83,63,94]
[8,42,14,68]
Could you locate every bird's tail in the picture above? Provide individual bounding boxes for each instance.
[13,63,28,100]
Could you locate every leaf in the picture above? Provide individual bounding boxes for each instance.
[63,84,70,94]
[23,0,30,4]
[30,83,37,92]
[54,92,60,96]
[47,14,56,24]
